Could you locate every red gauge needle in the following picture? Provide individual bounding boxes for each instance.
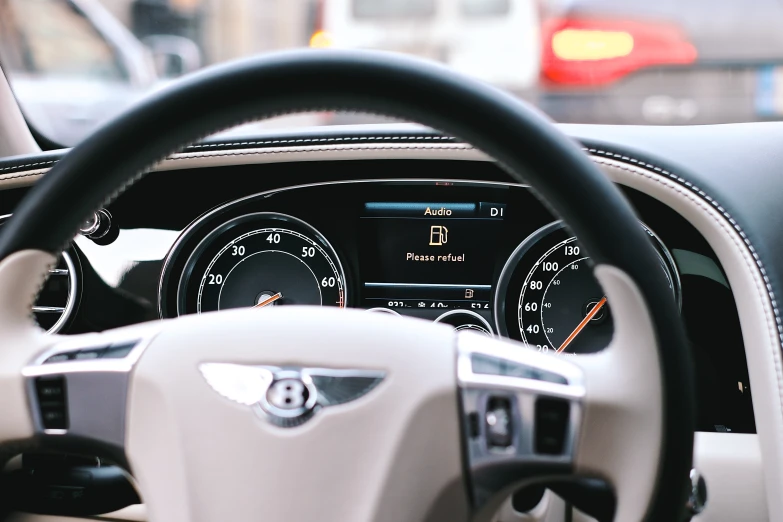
[253,292,282,309]
[556,297,607,354]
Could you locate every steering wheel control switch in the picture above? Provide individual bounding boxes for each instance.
[22,330,160,453]
[457,332,585,507]
[535,398,571,455]
[78,209,117,245]
[485,396,514,448]
[34,376,68,430]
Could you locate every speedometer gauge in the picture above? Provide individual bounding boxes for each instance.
[174,213,346,315]
[494,222,680,355]
[516,236,612,354]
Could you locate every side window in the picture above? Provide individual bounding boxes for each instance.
[0,0,127,81]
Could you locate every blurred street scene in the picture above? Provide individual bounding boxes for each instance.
[2,0,783,145]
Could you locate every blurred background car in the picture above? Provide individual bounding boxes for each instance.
[308,0,540,126]
[538,0,783,124]
[2,0,783,146]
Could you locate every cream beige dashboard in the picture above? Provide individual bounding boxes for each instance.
[0,137,775,521]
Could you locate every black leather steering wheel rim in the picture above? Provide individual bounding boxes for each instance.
[0,49,694,520]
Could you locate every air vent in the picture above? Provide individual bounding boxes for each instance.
[33,252,78,334]
[0,215,79,334]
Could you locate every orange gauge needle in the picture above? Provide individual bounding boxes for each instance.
[556,297,607,354]
[253,292,282,309]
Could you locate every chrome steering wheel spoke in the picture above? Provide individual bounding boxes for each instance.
[457,332,585,509]
[20,324,163,465]
[457,266,665,521]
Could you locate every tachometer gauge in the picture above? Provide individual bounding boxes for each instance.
[494,222,680,355]
[174,213,346,315]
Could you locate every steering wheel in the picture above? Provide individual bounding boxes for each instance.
[0,51,694,522]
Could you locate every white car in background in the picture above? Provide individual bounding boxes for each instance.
[311,0,540,95]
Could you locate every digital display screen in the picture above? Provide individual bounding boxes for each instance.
[360,202,505,310]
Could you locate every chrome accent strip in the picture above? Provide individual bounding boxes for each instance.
[365,307,401,315]
[458,334,585,388]
[24,326,161,375]
[643,222,683,312]
[78,208,112,239]
[46,250,78,334]
[24,361,137,377]
[32,306,66,313]
[79,211,103,236]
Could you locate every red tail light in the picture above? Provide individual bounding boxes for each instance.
[541,18,698,87]
[313,0,325,32]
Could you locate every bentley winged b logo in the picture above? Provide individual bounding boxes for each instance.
[199,363,386,427]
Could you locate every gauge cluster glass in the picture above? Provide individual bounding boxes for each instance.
[167,213,346,316]
[158,181,680,361]
[494,222,681,355]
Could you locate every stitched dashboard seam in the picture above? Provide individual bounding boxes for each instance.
[0,139,467,178]
[0,168,51,182]
[0,160,57,174]
[168,143,474,161]
[184,135,454,150]
[592,154,783,433]
[586,148,783,342]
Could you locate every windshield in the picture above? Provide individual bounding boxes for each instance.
[1,0,781,146]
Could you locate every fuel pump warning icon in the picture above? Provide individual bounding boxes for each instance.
[429,225,448,246]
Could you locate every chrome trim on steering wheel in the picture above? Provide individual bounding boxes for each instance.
[456,332,585,507]
[21,327,161,454]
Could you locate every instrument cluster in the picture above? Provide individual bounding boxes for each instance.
[2,164,751,434]
[160,180,678,358]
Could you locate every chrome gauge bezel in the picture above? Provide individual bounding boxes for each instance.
[493,220,681,345]
[160,211,348,317]
[434,308,495,336]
